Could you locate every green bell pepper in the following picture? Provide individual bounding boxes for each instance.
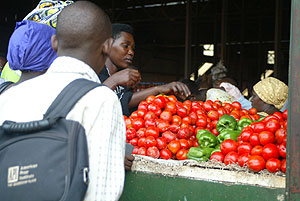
[254,117,265,122]
[197,130,217,148]
[237,118,253,130]
[187,147,214,162]
[216,129,241,143]
[216,115,237,133]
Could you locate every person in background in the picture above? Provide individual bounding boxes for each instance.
[220,77,288,115]
[0,20,57,93]
[0,2,126,201]
[99,23,191,117]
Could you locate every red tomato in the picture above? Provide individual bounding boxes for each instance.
[156,137,167,150]
[160,149,172,160]
[132,146,139,154]
[191,102,202,112]
[211,128,219,137]
[153,96,166,108]
[238,153,251,167]
[129,138,138,146]
[203,101,213,111]
[248,108,258,115]
[237,142,252,155]
[148,103,162,116]
[157,120,170,133]
[251,122,265,133]
[177,127,191,139]
[278,143,286,158]
[176,149,188,160]
[144,119,156,128]
[249,133,260,146]
[275,128,287,144]
[265,119,281,133]
[146,95,156,104]
[262,143,279,160]
[168,95,177,103]
[160,111,173,122]
[240,109,249,116]
[137,147,147,155]
[248,155,266,172]
[145,126,159,138]
[126,128,136,140]
[217,108,227,117]
[162,131,176,143]
[261,115,279,124]
[136,128,146,138]
[259,131,275,146]
[147,146,160,159]
[232,101,242,110]
[281,159,286,173]
[241,130,253,142]
[129,111,139,119]
[144,111,157,120]
[273,112,284,122]
[177,106,188,118]
[222,103,233,112]
[220,139,238,155]
[165,102,177,115]
[282,109,288,121]
[167,140,181,154]
[138,101,149,111]
[172,115,182,125]
[207,110,219,121]
[196,118,207,128]
[182,116,192,125]
[169,123,180,133]
[138,137,146,147]
[137,109,147,118]
[251,145,263,156]
[125,118,133,129]
[266,158,281,173]
[189,111,198,125]
[224,151,239,165]
[178,139,189,149]
[131,118,145,131]
[192,140,199,147]
[210,152,225,162]
[145,136,157,148]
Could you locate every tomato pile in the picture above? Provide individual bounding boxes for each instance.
[212,110,287,173]
[125,95,288,174]
[126,95,257,159]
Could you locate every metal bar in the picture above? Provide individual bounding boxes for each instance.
[220,0,227,63]
[274,0,282,79]
[184,0,192,79]
[286,0,300,200]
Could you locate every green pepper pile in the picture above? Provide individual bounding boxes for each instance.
[187,115,254,162]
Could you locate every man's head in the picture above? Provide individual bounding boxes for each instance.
[52,1,112,74]
[108,23,135,69]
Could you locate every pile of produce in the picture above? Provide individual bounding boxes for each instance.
[125,95,287,174]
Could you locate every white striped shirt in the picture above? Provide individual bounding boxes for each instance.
[0,56,126,201]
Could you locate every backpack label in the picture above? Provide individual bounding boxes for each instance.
[7,164,38,187]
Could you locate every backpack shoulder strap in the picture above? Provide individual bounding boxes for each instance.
[44,78,103,119]
[0,81,14,95]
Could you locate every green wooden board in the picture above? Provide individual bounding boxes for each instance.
[120,171,285,201]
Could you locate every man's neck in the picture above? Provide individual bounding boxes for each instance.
[105,59,118,75]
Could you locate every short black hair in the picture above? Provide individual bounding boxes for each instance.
[112,23,134,40]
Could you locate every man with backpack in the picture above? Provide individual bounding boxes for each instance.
[0,1,126,201]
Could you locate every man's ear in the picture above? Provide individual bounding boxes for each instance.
[102,37,113,56]
[51,34,58,52]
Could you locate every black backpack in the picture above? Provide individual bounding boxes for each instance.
[0,78,103,201]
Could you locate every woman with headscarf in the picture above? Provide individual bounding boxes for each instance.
[251,77,288,116]
[0,20,56,93]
